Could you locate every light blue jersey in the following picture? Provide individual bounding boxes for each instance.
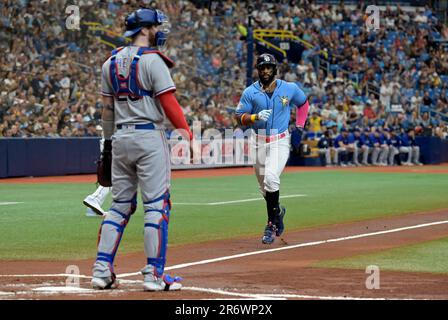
[236,80,308,135]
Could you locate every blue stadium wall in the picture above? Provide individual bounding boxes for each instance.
[0,138,100,178]
[286,133,448,166]
[0,137,448,178]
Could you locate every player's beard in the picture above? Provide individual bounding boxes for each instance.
[258,68,276,87]
[147,30,157,48]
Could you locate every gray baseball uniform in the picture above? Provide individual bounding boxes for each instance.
[93,46,176,279]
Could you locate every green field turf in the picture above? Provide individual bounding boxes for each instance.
[0,170,447,261]
[313,236,448,275]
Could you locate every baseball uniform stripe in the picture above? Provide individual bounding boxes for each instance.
[143,192,166,204]
[144,223,160,229]
[109,208,128,220]
[154,85,176,97]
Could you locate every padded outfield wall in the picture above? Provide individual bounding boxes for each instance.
[0,136,447,178]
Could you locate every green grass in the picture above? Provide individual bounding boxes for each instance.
[313,237,448,275]
[0,170,447,260]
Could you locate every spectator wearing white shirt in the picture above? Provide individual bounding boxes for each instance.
[380,79,393,110]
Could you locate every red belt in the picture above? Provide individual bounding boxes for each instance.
[257,132,287,143]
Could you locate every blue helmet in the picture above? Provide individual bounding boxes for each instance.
[123,8,169,47]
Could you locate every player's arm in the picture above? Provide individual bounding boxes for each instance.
[157,91,193,140]
[238,113,259,125]
[100,60,115,141]
[235,91,256,126]
[149,56,193,140]
[96,62,114,187]
[102,96,115,140]
[235,90,272,125]
[291,84,309,129]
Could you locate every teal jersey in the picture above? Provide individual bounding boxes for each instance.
[236,80,307,135]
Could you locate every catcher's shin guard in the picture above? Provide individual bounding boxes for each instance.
[143,190,171,277]
[93,194,136,277]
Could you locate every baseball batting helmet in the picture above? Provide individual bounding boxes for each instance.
[123,8,169,47]
[256,53,277,69]
[256,53,277,86]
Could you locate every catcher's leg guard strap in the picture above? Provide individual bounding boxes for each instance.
[111,193,137,215]
[97,251,114,263]
[94,208,131,276]
[143,191,170,277]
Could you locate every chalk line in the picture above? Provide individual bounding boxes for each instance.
[173,194,306,206]
[116,218,448,278]
[0,202,24,206]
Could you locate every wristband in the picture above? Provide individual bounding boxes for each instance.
[250,114,258,122]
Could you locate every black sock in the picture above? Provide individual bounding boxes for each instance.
[265,191,280,224]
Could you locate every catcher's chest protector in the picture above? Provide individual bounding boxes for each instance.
[109,46,174,99]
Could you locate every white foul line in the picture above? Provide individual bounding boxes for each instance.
[2,218,448,282]
[0,285,419,300]
[116,218,448,278]
[1,219,447,300]
[182,287,418,300]
[173,194,306,206]
[0,202,24,206]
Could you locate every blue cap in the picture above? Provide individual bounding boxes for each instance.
[123,8,167,38]
[341,128,347,133]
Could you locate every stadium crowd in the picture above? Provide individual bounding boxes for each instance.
[0,0,447,156]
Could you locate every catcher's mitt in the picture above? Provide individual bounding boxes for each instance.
[97,140,112,187]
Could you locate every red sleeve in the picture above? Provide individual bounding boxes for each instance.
[158,91,193,140]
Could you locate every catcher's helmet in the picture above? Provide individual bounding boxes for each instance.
[256,53,277,69]
[123,8,169,47]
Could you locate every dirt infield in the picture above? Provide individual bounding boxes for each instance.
[1,163,448,184]
[1,208,448,300]
[1,165,448,299]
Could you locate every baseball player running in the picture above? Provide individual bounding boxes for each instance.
[91,8,192,291]
[235,53,309,244]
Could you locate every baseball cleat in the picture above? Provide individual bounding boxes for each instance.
[143,274,182,292]
[83,195,106,216]
[91,274,118,290]
[262,222,276,244]
[276,206,286,237]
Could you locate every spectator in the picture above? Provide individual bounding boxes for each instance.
[422,91,433,107]
[308,111,323,138]
[0,1,446,142]
[363,100,377,125]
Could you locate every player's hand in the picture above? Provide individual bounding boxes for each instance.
[257,109,272,121]
[292,126,304,151]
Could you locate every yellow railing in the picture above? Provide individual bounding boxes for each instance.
[253,29,328,59]
[81,22,131,48]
